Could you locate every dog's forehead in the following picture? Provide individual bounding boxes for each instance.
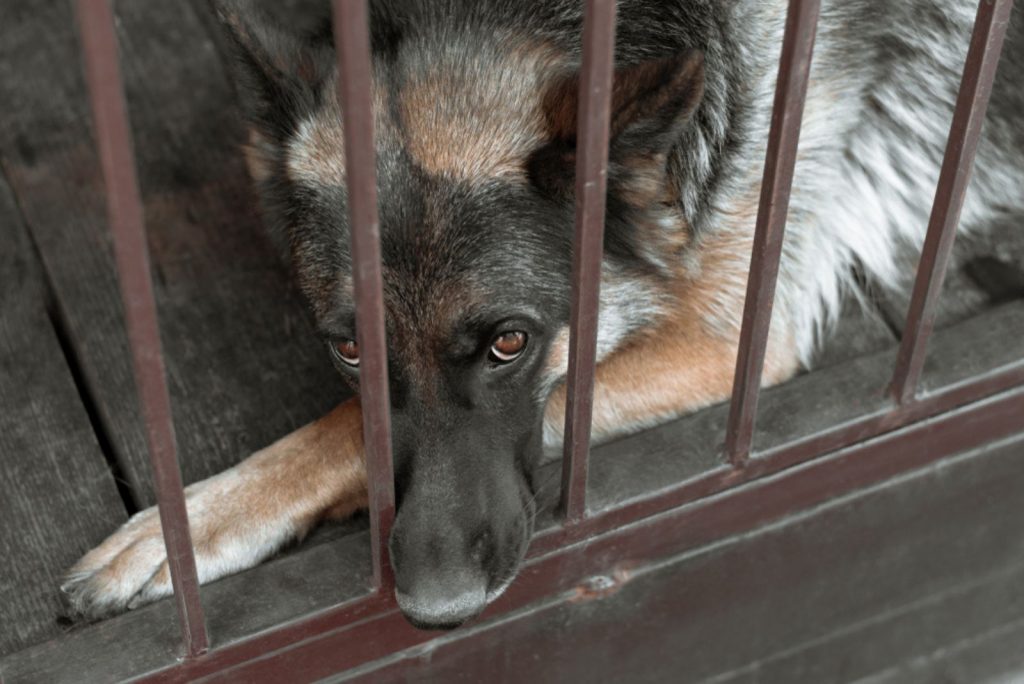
[282,30,577,340]
[287,129,573,339]
[285,33,563,189]
[377,182,552,333]
[393,34,561,181]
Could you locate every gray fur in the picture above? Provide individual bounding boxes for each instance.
[708,1,1023,362]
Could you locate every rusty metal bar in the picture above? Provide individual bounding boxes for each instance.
[559,0,618,523]
[889,0,1014,404]
[722,0,821,467]
[332,0,396,590]
[74,0,208,657]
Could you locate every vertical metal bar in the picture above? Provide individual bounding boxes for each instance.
[723,0,821,467]
[332,0,396,590]
[559,0,618,523]
[889,0,1014,404]
[74,0,208,657]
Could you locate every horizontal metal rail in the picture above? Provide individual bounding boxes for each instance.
[74,0,208,658]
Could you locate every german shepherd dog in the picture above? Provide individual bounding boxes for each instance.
[63,0,1023,628]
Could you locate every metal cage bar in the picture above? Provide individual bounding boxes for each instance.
[559,0,618,523]
[332,0,396,590]
[73,0,209,658]
[889,0,1015,404]
[722,0,821,467]
[46,0,1024,680]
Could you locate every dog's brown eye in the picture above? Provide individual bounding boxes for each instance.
[490,331,527,362]
[335,339,359,366]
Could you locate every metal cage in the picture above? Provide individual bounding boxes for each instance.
[68,0,1018,679]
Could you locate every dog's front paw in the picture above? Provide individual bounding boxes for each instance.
[61,467,296,619]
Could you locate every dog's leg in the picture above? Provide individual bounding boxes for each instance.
[544,315,799,445]
[63,398,368,618]
[544,230,803,444]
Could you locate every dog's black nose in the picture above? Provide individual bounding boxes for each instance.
[394,579,487,629]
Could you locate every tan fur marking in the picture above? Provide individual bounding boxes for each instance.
[245,398,367,530]
[64,400,370,613]
[618,156,672,208]
[169,399,366,546]
[544,224,799,443]
[398,40,558,180]
[543,326,571,380]
[286,81,390,187]
[287,109,348,187]
[243,127,275,184]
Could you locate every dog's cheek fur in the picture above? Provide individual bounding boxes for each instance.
[524,48,706,345]
[243,128,276,185]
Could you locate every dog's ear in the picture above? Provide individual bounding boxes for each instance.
[530,50,705,199]
[211,0,332,141]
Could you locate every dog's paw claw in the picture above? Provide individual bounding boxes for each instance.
[60,467,298,621]
[59,571,112,620]
[59,508,172,620]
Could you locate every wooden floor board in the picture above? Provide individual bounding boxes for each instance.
[0,171,127,657]
[0,0,343,507]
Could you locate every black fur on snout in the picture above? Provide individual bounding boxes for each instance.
[389,417,538,628]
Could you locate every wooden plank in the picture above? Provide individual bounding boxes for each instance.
[863,617,1024,684]
[715,569,1024,684]
[811,295,897,370]
[0,171,127,656]
[0,527,374,684]
[0,0,344,506]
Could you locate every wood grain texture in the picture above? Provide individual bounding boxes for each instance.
[864,615,1024,684]
[0,0,344,507]
[0,171,127,657]
[0,527,374,683]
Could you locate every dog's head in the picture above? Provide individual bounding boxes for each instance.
[214,0,703,629]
